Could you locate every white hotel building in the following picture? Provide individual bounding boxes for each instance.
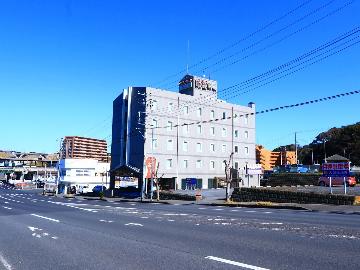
[110,75,256,190]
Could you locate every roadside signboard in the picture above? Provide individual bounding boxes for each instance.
[145,157,156,179]
[322,162,350,177]
[247,164,263,175]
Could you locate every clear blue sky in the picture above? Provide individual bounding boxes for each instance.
[0,0,359,153]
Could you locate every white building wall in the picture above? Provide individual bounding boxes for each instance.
[140,87,256,189]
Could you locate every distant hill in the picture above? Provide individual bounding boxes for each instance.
[273,122,360,166]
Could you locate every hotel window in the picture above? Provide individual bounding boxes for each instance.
[244,130,249,139]
[168,102,174,112]
[183,159,188,169]
[183,106,189,115]
[222,144,226,153]
[196,142,202,152]
[151,100,157,111]
[167,121,173,132]
[197,108,202,117]
[234,162,239,170]
[197,125,202,134]
[222,128,227,137]
[182,124,189,134]
[167,139,173,151]
[166,159,173,169]
[152,138,158,150]
[210,161,215,170]
[210,143,215,152]
[196,160,202,169]
[183,141,188,152]
[234,145,239,153]
[245,146,249,155]
[245,114,249,125]
[210,110,215,119]
[234,130,239,138]
[210,126,215,136]
[152,119,158,128]
[222,112,226,119]
[221,161,225,171]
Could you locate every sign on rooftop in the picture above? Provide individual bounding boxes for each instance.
[179,75,217,94]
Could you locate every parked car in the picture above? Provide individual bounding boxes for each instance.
[318,176,357,187]
[92,185,106,193]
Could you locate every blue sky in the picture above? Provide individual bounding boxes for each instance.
[0,0,359,153]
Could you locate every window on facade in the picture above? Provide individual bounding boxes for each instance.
[196,160,202,169]
[166,159,173,169]
[222,112,226,119]
[210,161,215,170]
[183,106,189,115]
[197,125,202,134]
[210,143,215,152]
[210,110,215,119]
[183,141,188,152]
[196,142,202,152]
[234,130,239,138]
[167,139,173,151]
[152,138,158,150]
[234,162,239,170]
[168,102,174,112]
[210,126,215,136]
[197,108,202,117]
[222,144,226,153]
[182,124,189,134]
[245,146,249,155]
[222,128,227,137]
[221,161,225,171]
[167,121,173,132]
[151,100,157,111]
[245,114,249,125]
[183,159,188,168]
[234,145,239,153]
[244,130,249,139]
[152,119,158,128]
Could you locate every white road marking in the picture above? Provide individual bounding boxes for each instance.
[125,223,143,227]
[30,214,60,223]
[0,253,12,270]
[3,207,12,210]
[245,210,257,213]
[205,256,270,270]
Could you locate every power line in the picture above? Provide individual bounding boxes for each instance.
[150,89,360,130]
[150,0,314,88]
[148,26,360,122]
[158,0,342,91]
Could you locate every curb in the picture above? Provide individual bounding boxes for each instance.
[200,202,309,211]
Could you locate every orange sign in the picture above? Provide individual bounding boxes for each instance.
[145,157,156,179]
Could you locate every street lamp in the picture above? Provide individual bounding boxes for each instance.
[323,139,327,163]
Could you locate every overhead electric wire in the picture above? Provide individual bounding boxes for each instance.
[157,0,340,91]
[150,0,354,117]
[150,0,314,88]
[147,26,360,124]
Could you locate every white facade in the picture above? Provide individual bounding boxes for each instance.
[111,75,257,189]
[58,159,110,192]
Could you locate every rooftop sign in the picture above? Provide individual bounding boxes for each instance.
[179,75,217,94]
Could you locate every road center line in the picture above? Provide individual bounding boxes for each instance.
[0,253,12,270]
[205,256,270,270]
[30,214,60,223]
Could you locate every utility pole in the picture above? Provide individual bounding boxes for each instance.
[224,152,234,202]
[295,132,298,164]
[150,127,154,202]
[324,139,327,163]
[176,96,179,190]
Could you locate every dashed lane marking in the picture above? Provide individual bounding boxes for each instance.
[0,252,12,270]
[205,256,270,270]
[30,214,60,223]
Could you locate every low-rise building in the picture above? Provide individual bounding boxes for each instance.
[256,145,296,170]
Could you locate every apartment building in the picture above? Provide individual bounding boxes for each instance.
[256,145,296,171]
[61,136,108,162]
[111,75,256,189]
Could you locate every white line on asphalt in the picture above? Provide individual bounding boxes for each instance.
[205,256,270,270]
[30,214,60,223]
[3,207,12,210]
[124,223,143,227]
[0,253,12,270]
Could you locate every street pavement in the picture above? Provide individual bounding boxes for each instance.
[0,183,360,270]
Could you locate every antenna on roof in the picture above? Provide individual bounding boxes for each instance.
[186,40,190,74]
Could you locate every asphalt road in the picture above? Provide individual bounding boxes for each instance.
[0,183,360,270]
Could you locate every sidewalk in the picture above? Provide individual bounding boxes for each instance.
[74,195,360,215]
